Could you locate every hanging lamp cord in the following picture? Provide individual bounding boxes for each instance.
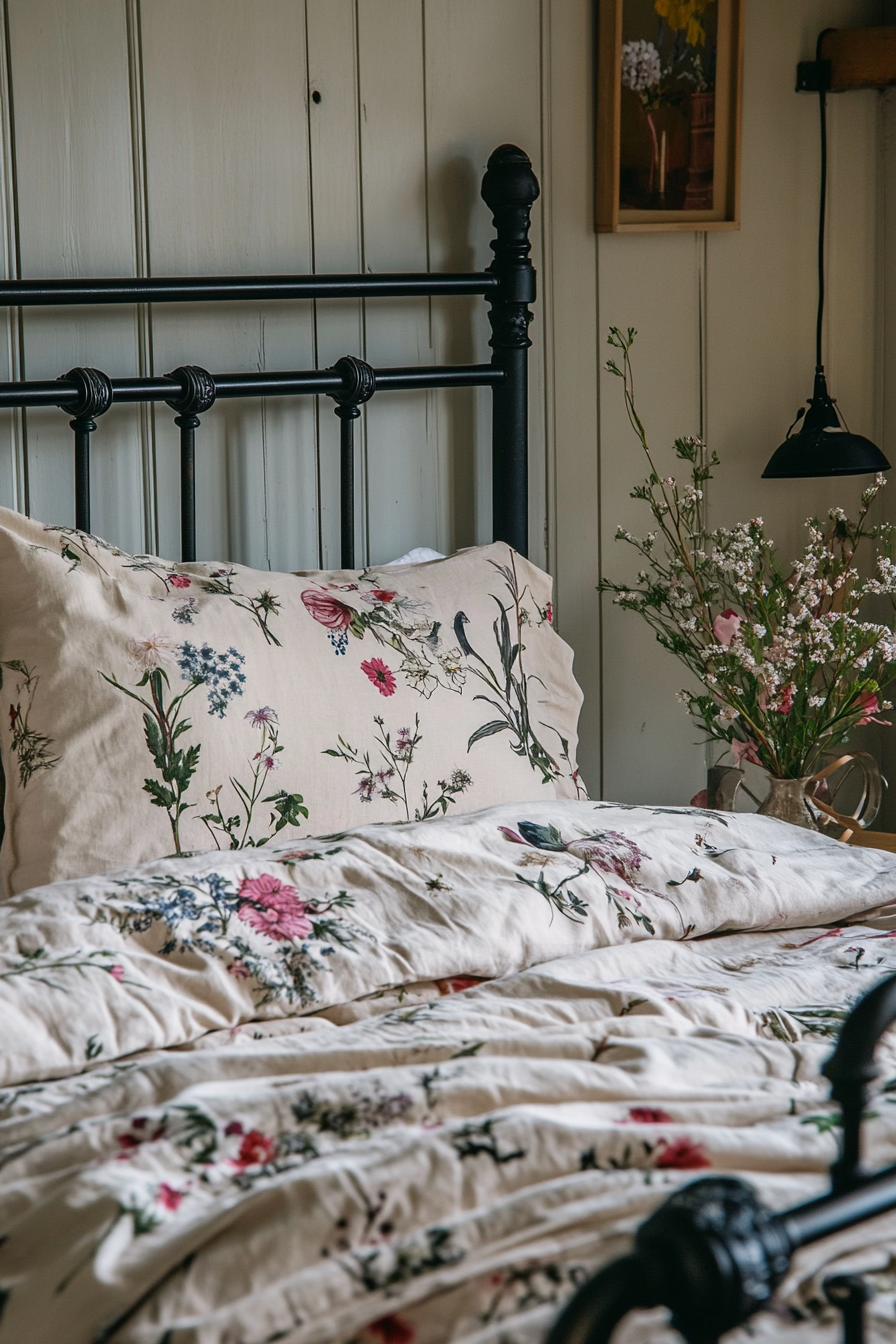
[816,28,835,373]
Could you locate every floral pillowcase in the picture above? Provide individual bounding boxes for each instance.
[0,506,586,895]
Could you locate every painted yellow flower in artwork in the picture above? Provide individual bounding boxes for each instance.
[654,0,716,48]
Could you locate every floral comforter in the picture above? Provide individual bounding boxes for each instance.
[5,800,896,1343]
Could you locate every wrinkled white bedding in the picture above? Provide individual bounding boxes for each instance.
[4,801,896,1343]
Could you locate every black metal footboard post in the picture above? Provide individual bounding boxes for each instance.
[480,145,539,558]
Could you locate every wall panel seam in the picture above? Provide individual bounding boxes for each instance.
[0,0,25,513]
[126,0,157,553]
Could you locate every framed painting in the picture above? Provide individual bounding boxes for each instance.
[595,0,744,232]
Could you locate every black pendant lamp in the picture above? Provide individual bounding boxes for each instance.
[762,31,889,479]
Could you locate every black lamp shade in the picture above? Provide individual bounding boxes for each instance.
[763,50,891,482]
[762,368,890,479]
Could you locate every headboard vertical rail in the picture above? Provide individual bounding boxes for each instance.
[329,355,377,569]
[59,367,113,534]
[480,145,540,560]
[164,365,216,563]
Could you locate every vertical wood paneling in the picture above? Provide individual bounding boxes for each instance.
[423,0,545,561]
[0,0,23,515]
[8,0,143,547]
[872,85,896,829]
[306,0,365,568]
[827,90,880,445]
[356,0,436,564]
[598,234,702,803]
[140,0,315,567]
[542,0,601,797]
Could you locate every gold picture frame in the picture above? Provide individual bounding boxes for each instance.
[595,0,744,232]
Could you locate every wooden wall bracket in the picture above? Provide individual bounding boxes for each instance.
[820,27,896,92]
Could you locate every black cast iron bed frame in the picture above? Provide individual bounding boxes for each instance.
[0,142,538,567]
[3,136,896,1344]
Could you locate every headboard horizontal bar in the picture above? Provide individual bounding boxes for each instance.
[0,272,500,307]
[0,363,503,410]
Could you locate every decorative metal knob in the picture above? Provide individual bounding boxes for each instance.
[165,365,216,425]
[58,367,113,427]
[329,355,376,416]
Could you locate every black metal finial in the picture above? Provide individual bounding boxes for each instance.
[164,365,216,565]
[480,145,539,340]
[58,367,113,535]
[480,145,539,558]
[328,356,376,570]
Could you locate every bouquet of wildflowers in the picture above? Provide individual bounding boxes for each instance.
[601,328,896,779]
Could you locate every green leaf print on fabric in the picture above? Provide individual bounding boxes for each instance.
[457,555,563,785]
[1,660,61,787]
[347,1226,465,1294]
[199,567,283,646]
[325,715,472,821]
[200,707,308,849]
[0,947,126,991]
[42,522,128,574]
[499,821,688,936]
[450,1118,526,1165]
[102,635,246,853]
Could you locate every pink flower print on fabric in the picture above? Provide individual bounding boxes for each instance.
[245,706,278,727]
[713,608,741,646]
[302,588,354,654]
[234,1129,277,1168]
[237,874,312,941]
[361,658,397,697]
[254,751,280,772]
[157,1182,185,1211]
[168,574,191,590]
[301,589,353,631]
[108,964,126,982]
[622,1106,675,1124]
[654,1136,711,1169]
[127,633,178,673]
[368,1317,415,1344]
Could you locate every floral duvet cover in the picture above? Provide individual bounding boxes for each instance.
[5,800,896,1343]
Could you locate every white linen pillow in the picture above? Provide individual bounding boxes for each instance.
[0,508,586,894]
[384,546,445,566]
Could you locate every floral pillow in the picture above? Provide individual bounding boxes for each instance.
[0,507,586,894]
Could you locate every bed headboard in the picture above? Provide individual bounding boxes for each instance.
[0,143,538,568]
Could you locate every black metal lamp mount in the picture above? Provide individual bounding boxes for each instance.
[762,30,890,479]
